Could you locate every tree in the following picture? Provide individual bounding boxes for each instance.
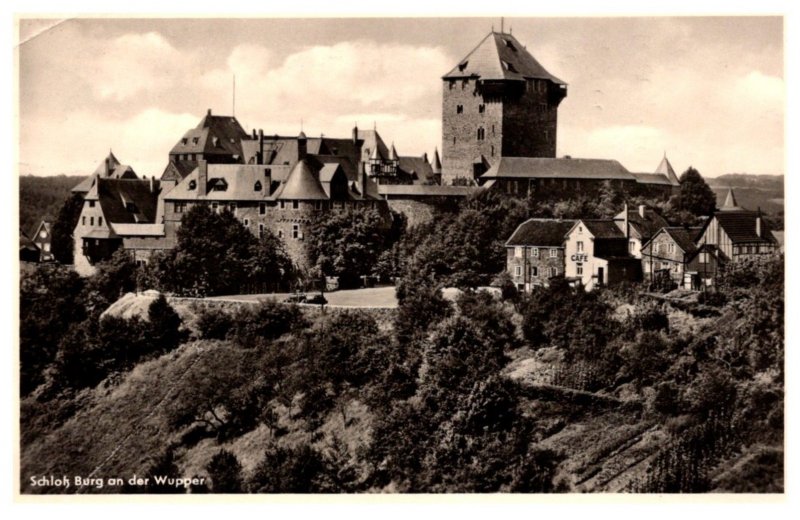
[206,449,244,493]
[248,444,331,493]
[50,192,84,264]
[675,167,716,216]
[150,205,291,296]
[147,294,185,354]
[306,207,397,288]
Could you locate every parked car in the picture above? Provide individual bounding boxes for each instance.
[284,292,307,303]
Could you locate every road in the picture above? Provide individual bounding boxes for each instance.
[206,286,398,308]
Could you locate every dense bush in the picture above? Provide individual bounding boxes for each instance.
[227,300,307,347]
[206,450,244,493]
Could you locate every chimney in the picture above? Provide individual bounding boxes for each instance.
[264,167,272,194]
[258,129,264,165]
[198,159,208,197]
[104,156,110,176]
[352,124,358,144]
[297,131,307,161]
[207,108,212,117]
[149,175,154,193]
[639,204,646,219]
[756,207,762,237]
[252,128,257,139]
[623,202,629,238]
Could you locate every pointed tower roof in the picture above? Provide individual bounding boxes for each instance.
[92,150,121,175]
[655,154,680,186]
[721,188,741,211]
[388,143,398,161]
[443,31,565,84]
[369,145,382,161]
[274,159,328,200]
[431,148,442,174]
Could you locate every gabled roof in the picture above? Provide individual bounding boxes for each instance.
[169,110,248,158]
[160,159,197,181]
[505,218,576,247]
[481,157,635,181]
[614,206,669,240]
[20,228,38,251]
[443,31,566,85]
[90,178,161,225]
[632,172,673,186]
[645,226,702,255]
[165,164,277,202]
[360,129,390,162]
[708,211,777,244]
[573,219,627,239]
[398,155,435,184]
[72,151,138,192]
[654,155,681,185]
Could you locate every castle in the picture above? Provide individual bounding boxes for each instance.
[71,28,681,276]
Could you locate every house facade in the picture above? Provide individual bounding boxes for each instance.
[564,219,641,291]
[641,226,702,289]
[505,218,575,291]
[614,204,670,259]
[31,221,54,262]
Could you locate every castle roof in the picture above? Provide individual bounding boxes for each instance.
[165,164,278,202]
[398,155,436,184]
[87,178,161,225]
[655,155,681,185]
[431,148,442,174]
[443,31,566,85]
[377,184,479,198]
[481,157,635,181]
[73,151,138,192]
[273,159,331,201]
[721,188,740,211]
[169,110,248,159]
[505,218,576,247]
[632,172,673,186]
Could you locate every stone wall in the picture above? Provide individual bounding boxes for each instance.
[501,80,559,158]
[441,78,503,184]
[506,245,566,290]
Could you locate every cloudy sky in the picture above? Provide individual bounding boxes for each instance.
[17,16,783,178]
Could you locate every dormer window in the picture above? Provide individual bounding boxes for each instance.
[188,180,197,190]
[501,60,517,73]
[192,137,200,144]
[212,137,219,147]
[254,180,262,191]
[458,61,468,71]
[503,38,516,51]
[181,138,188,145]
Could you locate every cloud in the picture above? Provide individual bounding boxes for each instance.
[91,32,186,101]
[19,108,198,176]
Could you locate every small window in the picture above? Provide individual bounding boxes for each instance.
[278,230,284,239]
[98,217,103,227]
[661,262,670,270]
[211,202,219,212]
[550,267,557,277]
[82,216,86,225]
[503,38,516,51]
[456,105,464,114]
[531,248,539,258]
[668,243,675,253]
[175,202,186,213]
[90,216,94,226]
[477,127,485,141]
[578,226,583,233]
[479,104,485,113]
[549,249,557,258]
[254,181,262,191]
[514,266,521,277]
[258,224,264,239]
[699,252,708,264]
[181,138,188,145]
[629,241,636,252]
[192,137,199,144]
[292,224,300,240]
[229,202,237,214]
[292,200,299,210]
[462,79,468,89]
[514,247,523,258]
[491,145,495,157]
[89,200,96,208]
[453,136,456,145]
[448,80,455,90]
[577,241,584,253]
[259,203,266,215]
[531,266,538,277]
[280,201,286,210]
[244,218,250,227]
[576,263,583,276]
[188,180,197,190]
[458,61,468,72]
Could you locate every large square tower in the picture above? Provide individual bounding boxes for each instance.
[441,31,567,184]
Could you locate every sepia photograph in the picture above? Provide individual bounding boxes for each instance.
[14,9,786,499]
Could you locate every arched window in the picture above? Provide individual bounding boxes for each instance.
[254,180,262,191]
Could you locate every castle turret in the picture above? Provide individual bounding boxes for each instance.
[441,29,567,184]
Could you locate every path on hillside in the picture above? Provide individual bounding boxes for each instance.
[205,286,398,308]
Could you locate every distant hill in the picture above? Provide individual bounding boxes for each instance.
[18,175,85,236]
[706,173,784,215]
